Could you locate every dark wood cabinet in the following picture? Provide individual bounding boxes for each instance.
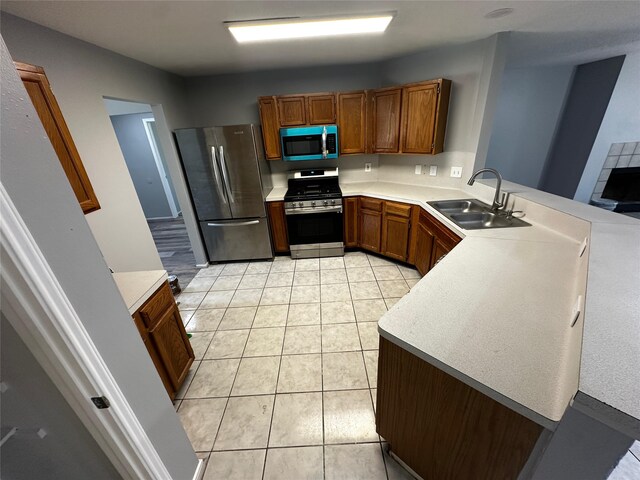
[400,79,452,155]
[377,337,543,480]
[16,61,101,214]
[337,91,367,154]
[381,201,412,261]
[358,197,383,253]
[413,208,461,276]
[258,96,282,160]
[371,87,402,153]
[133,282,194,400]
[277,95,307,126]
[307,93,336,124]
[266,201,289,253]
[343,197,359,247]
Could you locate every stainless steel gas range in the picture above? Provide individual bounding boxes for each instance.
[283,168,344,259]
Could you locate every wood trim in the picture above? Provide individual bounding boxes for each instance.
[406,206,421,265]
[433,79,452,154]
[0,184,172,479]
[15,61,101,214]
[377,337,543,480]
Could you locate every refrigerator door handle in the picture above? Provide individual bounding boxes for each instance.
[218,145,235,204]
[210,146,228,204]
[207,220,260,227]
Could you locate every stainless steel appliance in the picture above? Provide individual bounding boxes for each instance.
[174,125,273,262]
[284,168,343,258]
[280,125,339,161]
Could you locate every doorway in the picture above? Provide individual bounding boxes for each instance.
[104,98,200,287]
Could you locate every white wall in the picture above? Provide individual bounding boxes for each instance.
[0,37,198,478]
[575,48,640,203]
[0,13,201,271]
[485,65,575,188]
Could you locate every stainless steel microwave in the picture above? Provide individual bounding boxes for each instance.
[280,125,338,161]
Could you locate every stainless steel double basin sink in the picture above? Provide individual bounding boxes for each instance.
[427,199,531,230]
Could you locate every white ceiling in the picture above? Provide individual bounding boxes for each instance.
[2,1,640,76]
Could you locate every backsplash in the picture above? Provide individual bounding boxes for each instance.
[592,141,640,202]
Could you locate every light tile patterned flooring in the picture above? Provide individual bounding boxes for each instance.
[174,251,420,480]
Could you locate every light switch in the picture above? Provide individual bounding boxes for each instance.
[364,163,372,173]
[415,165,422,175]
[429,165,438,176]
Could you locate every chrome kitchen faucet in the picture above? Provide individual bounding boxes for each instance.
[467,168,506,211]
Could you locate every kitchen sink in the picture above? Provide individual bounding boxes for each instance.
[428,199,531,230]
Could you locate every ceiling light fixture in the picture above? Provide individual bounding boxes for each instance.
[227,14,394,43]
[484,8,514,19]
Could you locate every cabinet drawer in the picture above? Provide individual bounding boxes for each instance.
[384,201,412,218]
[419,209,461,250]
[360,197,383,212]
[139,282,174,329]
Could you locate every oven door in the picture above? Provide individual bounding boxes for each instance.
[285,207,344,258]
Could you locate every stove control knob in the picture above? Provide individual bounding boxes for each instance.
[331,199,336,205]
[298,202,303,207]
[311,201,316,207]
[323,200,329,206]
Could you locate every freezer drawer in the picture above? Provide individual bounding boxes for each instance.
[200,218,273,262]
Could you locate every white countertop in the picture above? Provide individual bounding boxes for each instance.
[113,270,167,314]
[267,180,640,435]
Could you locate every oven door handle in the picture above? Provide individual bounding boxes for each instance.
[285,206,342,215]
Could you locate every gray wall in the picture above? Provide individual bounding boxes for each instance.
[0,314,120,480]
[575,48,640,203]
[539,56,625,198]
[111,113,173,219]
[1,36,197,479]
[485,65,575,188]
[0,13,205,271]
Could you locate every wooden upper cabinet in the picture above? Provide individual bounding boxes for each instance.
[258,96,282,160]
[371,87,402,153]
[15,61,100,214]
[401,82,438,154]
[400,79,452,154]
[307,93,336,124]
[278,95,307,126]
[337,91,367,155]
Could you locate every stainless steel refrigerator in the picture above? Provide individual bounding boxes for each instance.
[174,124,273,262]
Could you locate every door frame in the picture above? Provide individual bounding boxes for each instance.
[142,117,180,218]
[0,183,194,479]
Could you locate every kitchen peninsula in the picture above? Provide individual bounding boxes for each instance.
[267,179,640,478]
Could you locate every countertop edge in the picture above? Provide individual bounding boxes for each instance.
[113,270,168,315]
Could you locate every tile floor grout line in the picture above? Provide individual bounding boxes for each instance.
[320,288,327,480]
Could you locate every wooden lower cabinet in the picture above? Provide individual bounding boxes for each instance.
[343,197,359,247]
[358,197,383,253]
[266,201,289,253]
[413,208,461,276]
[133,282,194,400]
[376,337,543,480]
[381,201,412,261]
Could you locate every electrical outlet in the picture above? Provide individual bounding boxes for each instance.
[414,164,422,175]
[429,165,437,176]
[450,166,463,178]
[364,163,371,173]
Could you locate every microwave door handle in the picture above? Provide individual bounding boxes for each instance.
[218,145,235,204]
[210,146,228,204]
[322,126,328,159]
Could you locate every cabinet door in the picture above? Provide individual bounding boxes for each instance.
[372,87,402,153]
[258,96,282,160]
[149,306,195,393]
[15,62,100,214]
[278,96,306,126]
[401,82,438,154]
[343,197,359,247]
[431,239,450,270]
[414,222,435,276]
[307,94,336,124]
[359,198,383,253]
[381,201,412,262]
[267,201,289,253]
[337,91,367,154]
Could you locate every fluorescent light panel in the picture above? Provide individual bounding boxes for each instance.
[228,15,393,43]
